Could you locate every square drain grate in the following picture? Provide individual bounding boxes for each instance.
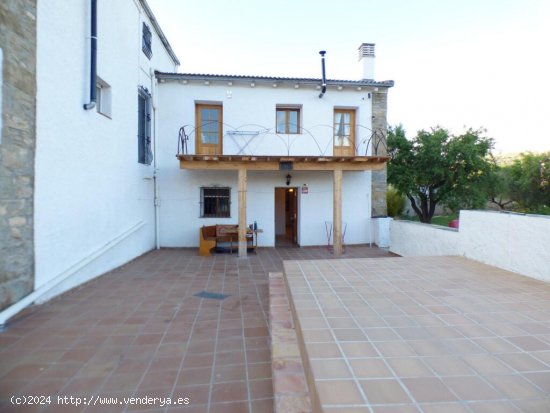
[194,291,230,300]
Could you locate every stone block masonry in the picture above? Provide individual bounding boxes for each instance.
[371,90,388,217]
[0,0,37,311]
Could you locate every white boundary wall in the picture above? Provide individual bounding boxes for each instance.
[390,210,550,283]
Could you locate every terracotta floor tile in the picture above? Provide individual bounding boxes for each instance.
[486,374,545,399]
[468,401,522,413]
[523,371,550,393]
[210,401,250,413]
[250,397,274,413]
[386,357,433,377]
[360,379,411,404]
[316,380,365,405]
[371,406,420,413]
[513,398,550,413]
[401,377,457,402]
[172,384,210,405]
[139,369,179,391]
[497,352,549,372]
[249,378,273,400]
[423,356,475,376]
[443,375,502,401]
[62,376,106,395]
[349,358,392,378]
[339,341,378,358]
[213,363,247,383]
[311,358,352,379]
[211,380,248,403]
[420,403,472,413]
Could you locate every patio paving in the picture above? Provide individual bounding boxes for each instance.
[0,245,390,413]
[283,256,550,413]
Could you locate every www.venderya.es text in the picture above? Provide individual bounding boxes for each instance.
[10,395,190,407]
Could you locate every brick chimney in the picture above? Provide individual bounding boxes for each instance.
[358,43,375,80]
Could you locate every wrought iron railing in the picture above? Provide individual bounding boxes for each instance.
[177,122,388,157]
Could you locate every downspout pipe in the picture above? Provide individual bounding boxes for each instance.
[319,50,327,98]
[83,0,97,110]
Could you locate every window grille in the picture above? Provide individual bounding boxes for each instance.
[200,187,231,218]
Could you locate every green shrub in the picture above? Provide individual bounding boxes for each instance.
[387,185,406,217]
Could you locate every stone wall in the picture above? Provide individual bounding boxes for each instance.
[371,89,388,217]
[0,0,37,311]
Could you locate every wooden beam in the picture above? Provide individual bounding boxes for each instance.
[179,160,387,171]
[238,168,247,258]
[333,169,343,256]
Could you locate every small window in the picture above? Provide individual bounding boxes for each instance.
[96,76,111,118]
[276,107,300,134]
[138,87,153,165]
[201,187,230,218]
[142,22,152,60]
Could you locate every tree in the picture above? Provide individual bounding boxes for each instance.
[387,125,496,223]
[386,185,406,217]
[488,166,515,210]
[507,152,550,213]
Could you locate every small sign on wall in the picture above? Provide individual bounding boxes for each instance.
[301,184,308,194]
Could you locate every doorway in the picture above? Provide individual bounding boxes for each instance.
[274,187,298,246]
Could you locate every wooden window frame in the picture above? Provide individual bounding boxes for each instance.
[195,104,223,154]
[333,108,356,156]
[200,187,231,218]
[276,107,301,134]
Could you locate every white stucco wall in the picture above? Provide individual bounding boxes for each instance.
[157,169,374,247]
[390,220,460,257]
[390,211,550,282]
[157,81,374,157]
[459,210,550,283]
[34,0,177,301]
[156,80,378,247]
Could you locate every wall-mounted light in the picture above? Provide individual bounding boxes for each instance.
[226,90,232,99]
[286,174,292,186]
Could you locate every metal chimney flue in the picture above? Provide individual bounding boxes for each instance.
[319,50,327,98]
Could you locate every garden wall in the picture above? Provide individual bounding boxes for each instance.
[390,210,550,283]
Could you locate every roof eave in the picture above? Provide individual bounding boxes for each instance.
[155,72,394,88]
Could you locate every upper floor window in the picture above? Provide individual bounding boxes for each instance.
[276,107,300,134]
[196,104,223,155]
[142,23,152,60]
[138,87,152,165]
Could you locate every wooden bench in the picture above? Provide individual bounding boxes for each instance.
[199,225,254,256]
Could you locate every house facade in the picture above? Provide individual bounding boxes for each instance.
[0,0,393,323]
[155,52,393,251]
[0,0,179,319]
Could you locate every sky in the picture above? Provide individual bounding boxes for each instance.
[148,0,550,154]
